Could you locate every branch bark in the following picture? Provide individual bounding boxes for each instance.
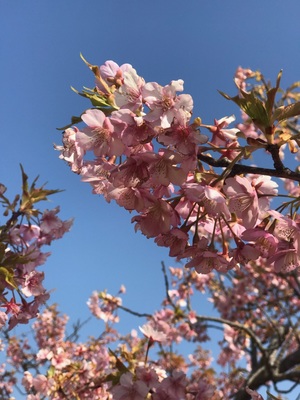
[198,153,300,182]
[232,345,300,400]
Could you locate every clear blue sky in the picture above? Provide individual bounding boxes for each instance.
[1,1,300,397]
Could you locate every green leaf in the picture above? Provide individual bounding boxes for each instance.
[80,53,113,96]
[47,365,56,378]
[80,53,100,77]
[20,164,29,195]
[265,70,282,119]
[108,348,129,374]
[272,101,300,123]
[20,165,62,215]
[219,90,270,131]
[0,266,18,290]
[71,86,116,109]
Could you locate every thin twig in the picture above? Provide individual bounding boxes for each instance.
[161,261,176,308]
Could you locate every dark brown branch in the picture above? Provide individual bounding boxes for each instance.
[117,304,152,318]
[161,261,174,306]
[198,153,300,182]
[233,345,300,400]
[279,346,300,373]
[266,144,285,171]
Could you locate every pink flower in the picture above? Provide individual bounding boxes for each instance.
[111,372,149,400]
[109,156,150,188]
[79,161,114,196]
[139,149,187,187]
[143,80,193,129]
[51,347,71,369]
[158,109,208,156]
[22,371,33,391]
[87,291,121,323]
[234,67,253,90]
[21,271,45,297]
[36,348,54,362]
[241,229,278,258]
[272,213,300,255]
[77,109,124,157]
[114,67,145,112]
[203,115,240,147]
[8,302,37,330]
[2,298,21,316]
[139,323,167,343]
[55,126,84,173]
[183,182,231,219]
[154,371,187,400]
[99,60,132,87]
[106,187,146,212]
[32,374,50,396]
[193,379,216,400]
[268,248,299,272]
[219,140,241,161]
[185,250,230,274]
[19,224,41,243]
[40,207,63,235]
[248,174,278,216]
[132,199,179,238]
[136,366,159,389]
[245,387,264,400]
[111,109,156,147]
[0,311,8,329]
[155,228,188,257]
[229,242,261,265]
[223,176,259,228]
[40,207,73,241]
[27,395,41,400]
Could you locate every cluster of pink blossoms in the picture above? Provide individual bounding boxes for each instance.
[85,261,299,399]
[57,59,300,275]
[1,302,216,399]
[0,300,256,400]
[0,173,72,330]
[2,260,289,399]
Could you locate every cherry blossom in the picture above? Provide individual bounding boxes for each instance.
[202,115,240,147]
[223,175,260,229]
[111,372,149,400]
[99,60,132,87]
[132,199,179,238]
[139,323,167,343]
[114,67,145,112]
[77,109,125,157]
[143,80,193,129]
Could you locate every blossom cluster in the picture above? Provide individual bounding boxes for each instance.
[2,257,296,399]
[56,59,300,275]
[0,170,72,330]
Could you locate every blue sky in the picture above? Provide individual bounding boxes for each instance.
[2,1,300,398]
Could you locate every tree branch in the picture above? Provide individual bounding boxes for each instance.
[196,315,266,356]
[198,153,300,182]
[117,304,152,318]
[232,345,300,400]
[279,346,300,373]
